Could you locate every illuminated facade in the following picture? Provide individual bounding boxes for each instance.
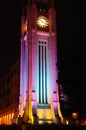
[0,60,20,125]
[19,0,62,124]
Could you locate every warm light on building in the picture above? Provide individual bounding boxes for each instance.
[0,112,15,125]
[0,60,20,125]
[72,112,78,119]
[66,120,69,125]
[0,0,63,125]
[19,0,62,124]
[24,21,27,32]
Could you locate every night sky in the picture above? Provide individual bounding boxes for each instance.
[0,0,86,118]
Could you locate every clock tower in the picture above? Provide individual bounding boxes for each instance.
[19,0,62,124]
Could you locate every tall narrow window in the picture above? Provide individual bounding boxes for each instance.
[38,41,47,104]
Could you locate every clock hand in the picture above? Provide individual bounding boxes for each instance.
[40,19,46,25]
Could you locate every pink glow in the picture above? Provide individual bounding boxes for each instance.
[19,0,62,124]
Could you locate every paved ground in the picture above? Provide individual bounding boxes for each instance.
[0,124,86,130]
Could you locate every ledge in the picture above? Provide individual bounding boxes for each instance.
[37,103,51,109]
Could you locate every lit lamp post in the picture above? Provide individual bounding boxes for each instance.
[72,112,78,125]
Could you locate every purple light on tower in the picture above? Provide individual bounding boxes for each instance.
[19,0,62,124]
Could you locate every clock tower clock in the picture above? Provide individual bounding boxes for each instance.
[19,0,62,124]
[37,15,49,28]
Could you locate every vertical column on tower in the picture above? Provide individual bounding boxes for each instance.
[49,0,59,119]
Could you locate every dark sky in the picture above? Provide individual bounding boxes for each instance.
[57,1,86,117]
[0,1,21,77]
[0,0,86,117]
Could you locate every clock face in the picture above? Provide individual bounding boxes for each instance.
[37,16,49,28]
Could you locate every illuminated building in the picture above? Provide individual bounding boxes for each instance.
[19,0,62,124]
[0,0,63,125]
[0,60,20,125]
